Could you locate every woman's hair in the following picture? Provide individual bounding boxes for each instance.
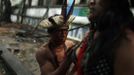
[91,0,134,57]
[94,0,133,32]
[83,0,134,74]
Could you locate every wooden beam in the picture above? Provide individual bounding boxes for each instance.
[0,44,34,75]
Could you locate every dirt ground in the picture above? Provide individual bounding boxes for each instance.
[0,22,49,75]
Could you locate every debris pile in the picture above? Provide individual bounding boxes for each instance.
[0,23,49,75]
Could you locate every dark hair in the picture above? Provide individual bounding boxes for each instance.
[47,27,58,34]
[83,0,134,74]
[90,0,134,59]
[94,0,133,32]
[47,26,68,34]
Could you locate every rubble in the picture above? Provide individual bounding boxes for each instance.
[0,23,49,75]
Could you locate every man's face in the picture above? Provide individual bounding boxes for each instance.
[51,29,68,43]
[88,0,108,21]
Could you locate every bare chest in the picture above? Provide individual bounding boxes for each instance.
[54,48,66,64]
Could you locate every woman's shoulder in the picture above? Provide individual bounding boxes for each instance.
[114,29,134,74]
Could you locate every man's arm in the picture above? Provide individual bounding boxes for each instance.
[36,48,55,75]
[36,46,73,75]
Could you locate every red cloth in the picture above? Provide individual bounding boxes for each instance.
[76,36,88,75]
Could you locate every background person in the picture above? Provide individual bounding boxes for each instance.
[36,15,76,75]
